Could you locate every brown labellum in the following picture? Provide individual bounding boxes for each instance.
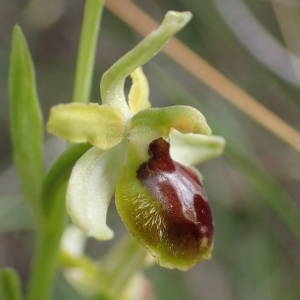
[136,138,214,268]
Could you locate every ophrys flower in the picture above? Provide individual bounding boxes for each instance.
[47,11,225,270]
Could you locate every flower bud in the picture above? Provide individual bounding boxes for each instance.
[116,138,214,270]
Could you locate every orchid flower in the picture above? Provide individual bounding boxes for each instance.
[47,11,225,270]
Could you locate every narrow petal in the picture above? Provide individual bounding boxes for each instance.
[66,143,126,240]
[100,11,191,116]
[128,67,151,114]
[47,103,126,149]
[170,129,225,166]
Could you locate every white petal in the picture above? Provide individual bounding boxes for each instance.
[61,225,86,257]
[170,129,225,166]
[66,143,126,240]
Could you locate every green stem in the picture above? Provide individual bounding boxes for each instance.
[72,0,105,103]
[26,0,105,297]
[27,180,67,300]
[27,226,64,300]
[27,144,91,300]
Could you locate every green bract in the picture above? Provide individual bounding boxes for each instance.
[47,11,225,270]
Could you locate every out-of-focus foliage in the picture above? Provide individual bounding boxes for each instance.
[1,0,300,299]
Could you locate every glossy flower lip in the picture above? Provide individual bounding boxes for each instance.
[138,138,214,247]
[116,138,214,270]
[138,138,206,213]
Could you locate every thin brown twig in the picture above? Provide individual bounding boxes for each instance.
[106,0,300,153]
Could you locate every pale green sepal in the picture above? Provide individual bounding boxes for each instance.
[66,143,126,240]
[129,105,211,136]
[47,103,126,149]
[127,106,211,165]
[170,129,225,166]
[100,11,192,117]
[128,67,150,114]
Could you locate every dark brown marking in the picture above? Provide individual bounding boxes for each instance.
[137,138,214,252]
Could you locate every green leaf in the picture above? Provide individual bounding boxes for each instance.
[9,25,45,215]
[100,11,192,116]
[0,195,34,232]
[0,268,22,300]
[170,129,225,166]
[66,142,126,240]
[47,103,126,149]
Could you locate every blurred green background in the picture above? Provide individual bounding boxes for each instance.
[1,0,300,299]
